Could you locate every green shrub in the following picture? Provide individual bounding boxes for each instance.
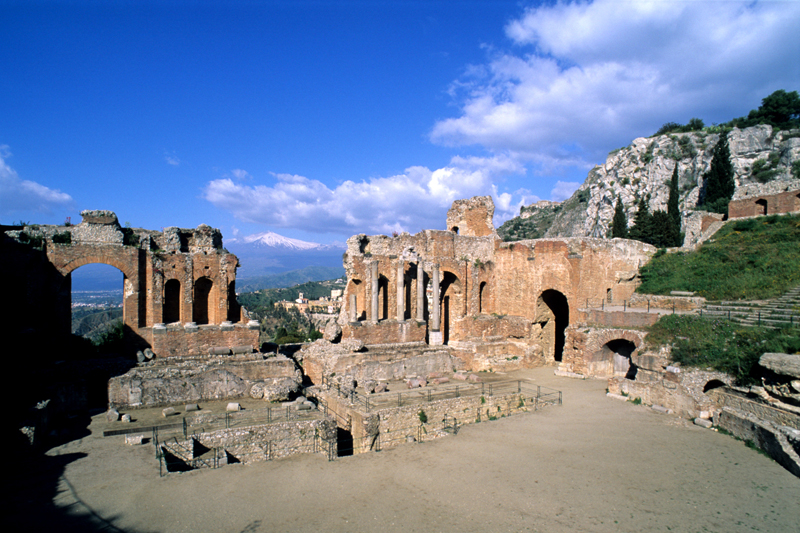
[646,314,800,385]
[417,409,428,424]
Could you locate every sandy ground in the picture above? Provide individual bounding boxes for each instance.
[7,368,800,533]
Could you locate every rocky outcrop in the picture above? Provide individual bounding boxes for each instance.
[510,125,800,240]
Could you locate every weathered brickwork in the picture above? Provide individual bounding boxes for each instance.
[332,196,655,377]
[3,209,252,357]
[728,188,800,219]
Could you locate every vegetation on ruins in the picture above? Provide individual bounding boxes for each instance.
[646,315,800,385]
[637,213,800,300]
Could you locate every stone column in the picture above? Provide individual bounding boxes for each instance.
[349,293,357,322]
[431,264,440,331]
[370,260,379,323]
[396,261,404,321]
[416,261,425,322]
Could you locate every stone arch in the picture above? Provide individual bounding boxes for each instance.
[479,281,488,314]
[58,255,143,329]
[756,198,768,215]
[193,276,216,325]
[440,270,463,344]
[703,379,726,393]
[450,226,459,234]
[581,330,644,378]
[377,274,389,321]
[536,289,569,362]
[163,278,182,324]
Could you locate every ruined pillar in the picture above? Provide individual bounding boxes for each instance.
[416,261,425,322]
[349,293,357,322]
[370,260,379,324]
[396,261,404,321]
[429,263,443,345]
[431,264,440,330]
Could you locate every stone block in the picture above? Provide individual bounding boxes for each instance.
[125,434,143,445]
[121,414,132,423]
[651,405,672,414]
[226,402,241,412]
[694,418,713,428]
[162,407,176,417]
[106,409,120,422]
[185,403,199,412]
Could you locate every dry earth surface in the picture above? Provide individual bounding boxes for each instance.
[6,368,800,533]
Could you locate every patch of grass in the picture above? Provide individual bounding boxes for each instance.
[631,397,642,405]
[646,314,800,385]
[637,213,800,300]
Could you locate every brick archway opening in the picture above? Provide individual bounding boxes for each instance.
[607,339,637,379]
[193,277,215,325]
[440,271,462,345]
[163,279,182,324]
[479,281,488,313]
[537,289,569,362]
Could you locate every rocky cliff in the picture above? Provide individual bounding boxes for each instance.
[500,125,800,241]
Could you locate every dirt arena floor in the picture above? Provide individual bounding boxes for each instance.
[7,368,800,533]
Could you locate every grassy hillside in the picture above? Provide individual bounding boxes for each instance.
[637,213,800,301]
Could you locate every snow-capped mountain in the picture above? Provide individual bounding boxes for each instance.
[226,231,346,280]
[229,231,343,251]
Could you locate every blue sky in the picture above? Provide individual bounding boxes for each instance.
[2,0,799,244]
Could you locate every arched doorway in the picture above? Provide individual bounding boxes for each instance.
[479,281,488,314]
[588,339,637,378]
[440,271,462,344]
[193,277,214,324]
[163,279,182,324]
[755,198,768,215]
[536,289,569,362]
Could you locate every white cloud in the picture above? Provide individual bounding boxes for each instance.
[204,155,526,236]
[230,169,251,180]
[431,0,800,168]
[165,155,181,166]
[0,146,73,218]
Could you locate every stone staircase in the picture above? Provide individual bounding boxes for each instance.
[702,285,800,329]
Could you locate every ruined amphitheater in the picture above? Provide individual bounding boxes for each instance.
[3,198,800,531]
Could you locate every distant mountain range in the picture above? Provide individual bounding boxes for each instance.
[226,231,346,282]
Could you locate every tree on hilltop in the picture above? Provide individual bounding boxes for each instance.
[701,130,735,215]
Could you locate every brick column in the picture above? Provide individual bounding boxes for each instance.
[396,261,404,321]
[416,261,425,322]
[349,293,357,322]
[370,260,379,324]
[431,264,440,331]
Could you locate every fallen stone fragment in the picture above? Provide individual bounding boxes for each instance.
[162,407,176,417]
[694,418,713,428]
[121,414,132,423]
[226,402,241,412]
[185,403,199,412]
[125,434,144,445]
[106,409,120,422]
[651,405,672,414]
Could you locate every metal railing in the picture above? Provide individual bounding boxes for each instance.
[323,378,561,413]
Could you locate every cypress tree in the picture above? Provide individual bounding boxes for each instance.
[702,130,734,215]
[628,197,652,243]
[611,195,628,238]
[667,164,682,246]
